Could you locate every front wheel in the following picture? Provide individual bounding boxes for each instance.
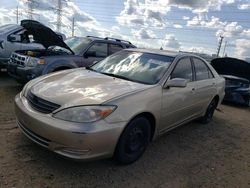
[115,117,151,164]
[199,99,217,124]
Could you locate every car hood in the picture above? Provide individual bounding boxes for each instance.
[29,69,152,107]
[21,20,74,54]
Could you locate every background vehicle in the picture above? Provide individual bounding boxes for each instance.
[0,20,64,69]
[211,57,250,106]
[15,49,225,164]
[7,20,135,82]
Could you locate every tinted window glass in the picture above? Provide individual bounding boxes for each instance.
[208,68,214,78]
[171,58,193,82]
[88,43,108,57]
[65,37,92,55]
[193,58,210,81]
[109,44,123,55]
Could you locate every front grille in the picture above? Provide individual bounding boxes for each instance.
[17,121,51,148]
[10,53,26,67]
[27,91,61,114]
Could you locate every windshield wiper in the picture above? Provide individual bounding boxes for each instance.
[99,72,146,84]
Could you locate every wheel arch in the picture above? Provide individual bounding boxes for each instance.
[123,112,156,141]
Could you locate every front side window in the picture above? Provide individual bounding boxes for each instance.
[64,37,92,55]
[87,42,108,57]
[171,58,193,82]
[193,58,212,81]
[91,51,174,85]
[109,44,123,55]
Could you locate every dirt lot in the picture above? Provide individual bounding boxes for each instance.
[0,72,250,188]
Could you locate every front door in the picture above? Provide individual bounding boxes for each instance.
[83,42,108,67]
[160,57,197,133]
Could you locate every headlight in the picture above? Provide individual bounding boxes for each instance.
[53,105,116,123]
[26,57,39,67]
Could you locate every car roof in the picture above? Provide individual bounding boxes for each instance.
[80,36,135,46]
[124,48,191,58]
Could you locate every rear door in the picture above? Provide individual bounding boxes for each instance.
[160,57,197,132]
[192,57,217,112]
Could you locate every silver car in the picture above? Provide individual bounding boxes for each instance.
[15,49,225,164]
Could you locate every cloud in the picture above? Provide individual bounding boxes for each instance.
[242,29,250,37]
[180,46,214,54]
[173,24,183,28]
[161,34,181,50]
[235,39,250,58]
[116,0,169,28]
[131,28,156,39]
[170,0,235,13]
[238,3,250,10]
[0,8,16,25]
[187,15,226,29]
[216,22,243,38]
[183,16,190,20]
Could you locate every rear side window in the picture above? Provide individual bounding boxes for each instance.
[88,42,108,57]
[109,44,123,55]
[171,58,193,82]
[193,58,214,81]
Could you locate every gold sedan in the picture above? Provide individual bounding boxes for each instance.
[15,49,225,164]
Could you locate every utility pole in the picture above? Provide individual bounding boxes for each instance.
[223,41,227,57]
[14,6,20,24]
[53,0,68,32]
[216,36,224,57]
[25,0,37,20]
[71,17,75,37]
[56,0,62,32]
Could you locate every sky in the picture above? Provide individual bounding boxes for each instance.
[0,0,250,59]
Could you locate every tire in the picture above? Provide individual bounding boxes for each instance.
[115,117,151,164]
[199,99,217,124]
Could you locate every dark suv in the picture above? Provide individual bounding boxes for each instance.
[7,20,135,82]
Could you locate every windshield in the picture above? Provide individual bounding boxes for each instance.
[91,51,174,85]
[64,37,92,55]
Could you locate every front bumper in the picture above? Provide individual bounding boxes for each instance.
[0,58,9,69]
[224,88,250,106]
[15,94,126,160]
[7,63,43,83]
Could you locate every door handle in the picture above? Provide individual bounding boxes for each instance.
[192,88,195,91]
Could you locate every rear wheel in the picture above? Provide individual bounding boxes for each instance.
[115,117,151,164]
[200,99,217,124]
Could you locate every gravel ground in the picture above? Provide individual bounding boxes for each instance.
[0,72,250,188]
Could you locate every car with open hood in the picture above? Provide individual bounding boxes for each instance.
[0,20,65,69]
[7,20,135,82]
[15,49,225,164]
[211,57,250,106]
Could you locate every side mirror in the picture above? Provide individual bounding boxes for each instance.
[164,78,187,88]
[84,51,96,58]
[8,34,21,42]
